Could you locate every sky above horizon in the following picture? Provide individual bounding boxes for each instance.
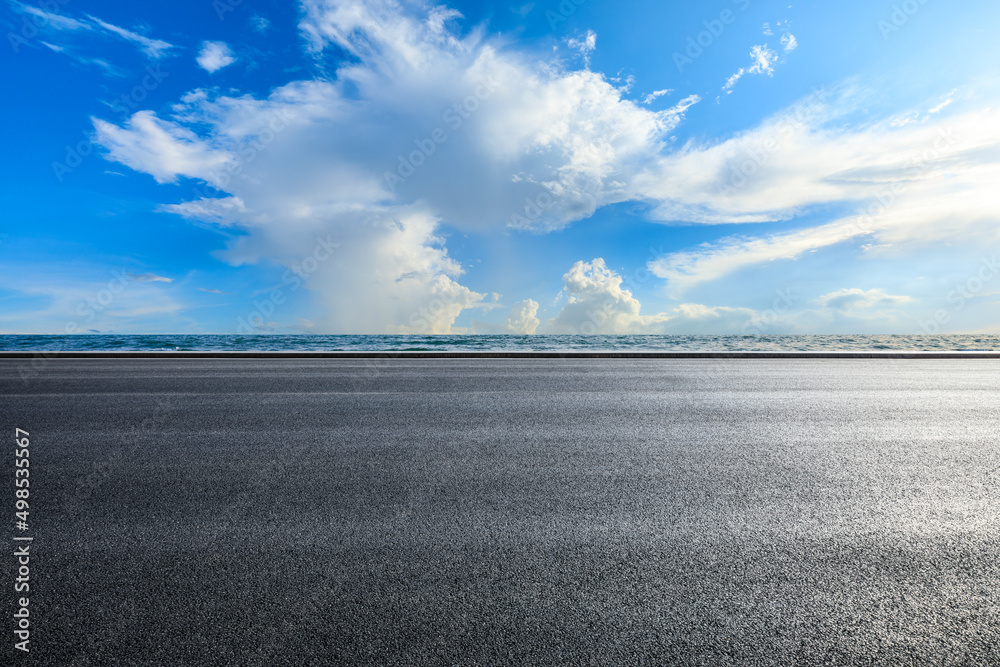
[2,0,999,335]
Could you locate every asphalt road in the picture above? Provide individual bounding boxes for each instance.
[2,358,999,666]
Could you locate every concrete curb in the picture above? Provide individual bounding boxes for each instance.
[2,351,1000,359]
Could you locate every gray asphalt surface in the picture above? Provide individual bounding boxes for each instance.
[2,358,999,666]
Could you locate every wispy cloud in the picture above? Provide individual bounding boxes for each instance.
[566,30,597,66]
[512,3,535,18]
[929,99,952,114]
[723,44,778,92]
[8,3,176,62]
[250,15,271,33]
[646,103,1000,294]
[126,273,173,283]
[642,89,673,105]
[85,15,175,59]
[16,2,90,31]
[0,260,182,334]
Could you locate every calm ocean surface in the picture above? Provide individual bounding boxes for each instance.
[1,334,999,351]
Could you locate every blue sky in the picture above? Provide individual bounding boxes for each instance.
[1,0,999,334]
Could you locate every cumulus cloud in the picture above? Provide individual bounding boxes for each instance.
[547,259,668,333]
[545,258,769,334]
[196,41,237,73]
[780,33,798,52]
[88,0,1000,333]
[503,299,540,334]
[541,258,946,336]
[93,0,703,333]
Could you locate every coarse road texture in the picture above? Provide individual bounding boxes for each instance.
[2,358,999,666]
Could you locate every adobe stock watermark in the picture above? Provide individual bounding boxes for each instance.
[7,0,71,53]
[193,109,292,200]
[742,288,798,335]
[916,256,998,334]
[213,0,245,21]
[508,190,557,227]
[674,0,752,73]
[383,78,498,193]
[717,86,829,196]
[52,65,169,182]
[16,269,154,382]
[506,146,601,227]
[556,245,668,336]
[235,236,338,333]
[543,0,589,30]
[878,0,932,41]
[846,127,956,238]
[64,397,174,511]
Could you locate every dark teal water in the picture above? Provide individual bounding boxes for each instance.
[1,334,999,351]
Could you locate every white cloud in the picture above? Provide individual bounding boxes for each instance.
[816,288,911,312]
[668,303,763,334]
[662,94,701,125]
[89,0,1000,333]
[547,259,668,333]
[545,259,769,334]
[746,45,777,75]
[642,88,673,105]
[196,41,237,73]
[85,15,175,59]
[0,259,184,334]
[723,44,778,92]
[126,273,173,283]
[162,196,247,225]
[566,30,597,66]
[645,102,1000,293]
[93,111,233,185]
[928,99,952,114]
[9,4,175,61]
[16,3,91,32]
[250,15,271,33]
[94,0,706,333]
[762,22,773,36]
[503,299,540,334]
[781,33,798,52]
